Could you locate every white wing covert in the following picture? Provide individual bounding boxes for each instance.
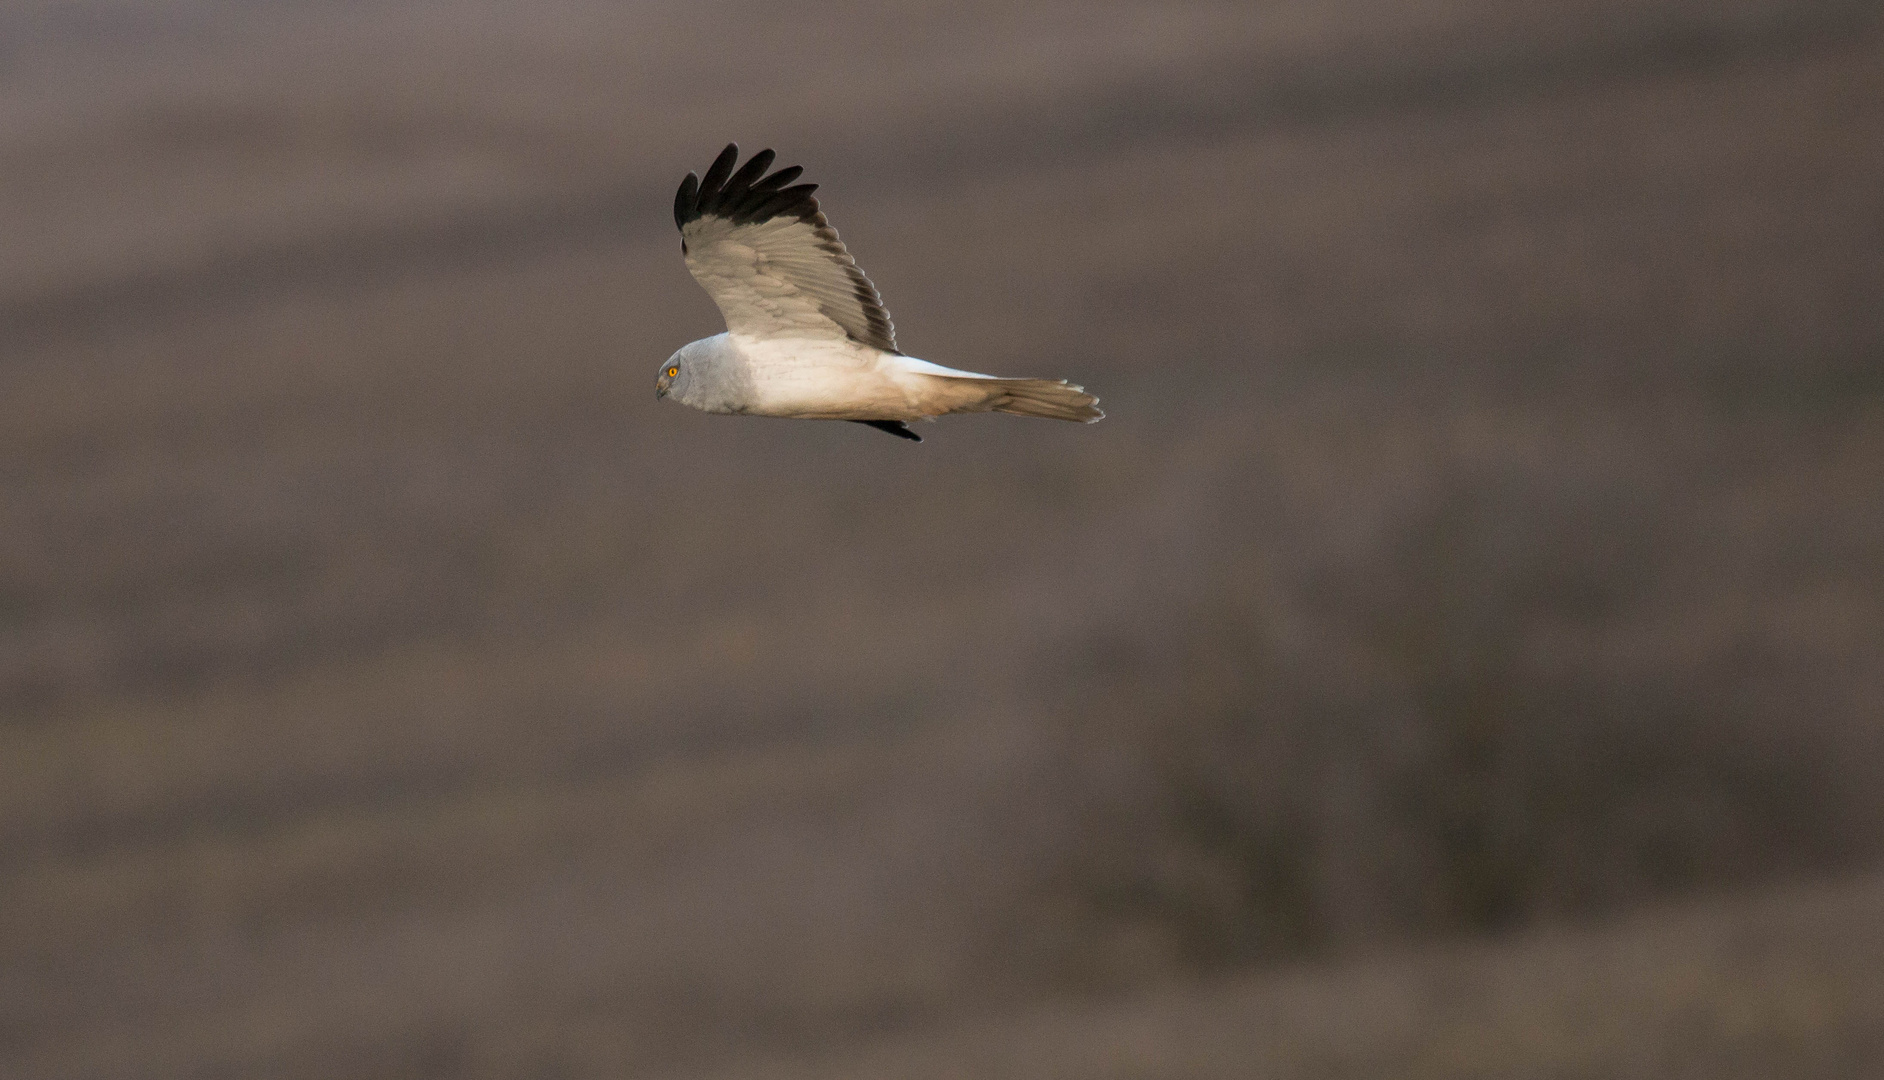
[675,144,897,353]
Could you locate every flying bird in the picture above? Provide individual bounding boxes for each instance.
[657,144,1102,442]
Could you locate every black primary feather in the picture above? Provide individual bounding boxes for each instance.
[697,144,739,203]
[673,172,700,229]
[850,420,922,442]
[674,144,824,228]
[721,149,775,201]
[750,164,803,192]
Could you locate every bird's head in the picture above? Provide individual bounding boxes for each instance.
[655,337,741,413]
[655,351,683,401]
[655,340,706,405]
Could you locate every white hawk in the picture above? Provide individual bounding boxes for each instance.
[656,144,1103,442]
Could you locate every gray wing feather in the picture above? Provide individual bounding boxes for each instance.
[675,144,897,353]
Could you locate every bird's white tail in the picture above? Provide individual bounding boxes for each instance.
[939,376,1103,422]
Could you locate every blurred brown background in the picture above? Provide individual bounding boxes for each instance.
[3,1,1883,1076]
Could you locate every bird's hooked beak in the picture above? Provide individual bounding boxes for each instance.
[655,372,671,400]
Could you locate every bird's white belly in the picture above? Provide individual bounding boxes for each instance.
[732,336,920,419]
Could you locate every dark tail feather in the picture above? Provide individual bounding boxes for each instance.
[850,419,922,442]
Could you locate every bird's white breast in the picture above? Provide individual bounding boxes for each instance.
[729,334,915,418]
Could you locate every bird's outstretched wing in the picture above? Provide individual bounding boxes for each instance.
[674,144,897,354]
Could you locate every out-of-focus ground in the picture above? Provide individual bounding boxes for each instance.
[2,1,1882,1077]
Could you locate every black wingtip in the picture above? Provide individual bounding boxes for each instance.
[673,172,700,229]
[701,144,740,192]
[850,420,922,442]
[724,149,775,195]
[677,145,824,231]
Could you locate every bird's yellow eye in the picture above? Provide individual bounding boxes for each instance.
[666,366,679,378]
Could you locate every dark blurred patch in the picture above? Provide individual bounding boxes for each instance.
[1051,454,1877,979]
